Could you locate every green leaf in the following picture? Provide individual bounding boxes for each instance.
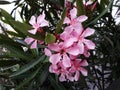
[10,55,45,78]
[85,0,113,27]
[45,33,56,44]
[0,8,13,20]
[56,8,67,33]
[0,60,19,67]
[15,67,40,90]
[9,20,44,40]
[49,75,66,90]
[0,0,10,4]
[76,0,85,16]
[39,64,49,85]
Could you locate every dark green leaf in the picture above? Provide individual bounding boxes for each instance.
[0,8,13,20]
[10,55,45,77]
[56,8,67,33]
[15,67,40,90]
[0,0,10,4]
[85,0,113,27]
[0,60,19,67]
[76,0,85,16]
[49,75,66,90]
[9,20,44,40]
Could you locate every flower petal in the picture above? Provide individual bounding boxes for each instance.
[44,48,52,56]
[48,43,61,52]
[66,46,80,56]
[82,28,95,37]
[29,16,36,25]
[75,71,80,81]
[84,39,95,49]
[79,67,87,76]
[64,17,71,24]
[59,74,66,82]
[80,60,88,66]
[70,7,77,20]
[24,37,34,44]
[30,40,37,49]
[37,12,45,24]
[49,53,61,65]
[40,20,49,27]
[63,37,77,48]
[28,29,37,34]
[77,15,88,22]
[77,42,84,54]
[73,23,83,35]
[62,54,71,67]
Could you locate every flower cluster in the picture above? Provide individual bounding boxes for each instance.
[24,6,95,82]
[45,7,95,82]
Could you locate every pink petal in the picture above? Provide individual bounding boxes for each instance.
[44,48,52,56]
[59,74,66,82]
[62,54,71,67]
[84,48,90,57]
[37,12,45,24]
[66,46,80,56]
[77,42,84,54]
[49,64,58,73]
[60,31,69,40]
[40,20,49,27]
[73,23,83,35]
[70,7,77,20]
[77,15,88,22]
[79,67,88,76]
[30,40,37,49]
[86,0,93,6]
[49,53,61,65]
[84,39,95,49]
[64,26,73,33]
[24,37,34,44]
[64,17,71,24]
[82,28,95,37]
[80,60,88,66]
[48,43,61,52]
[29,16,36,25]
[63,37,77,48]
[28,29,37,34]
[75,71,80,81]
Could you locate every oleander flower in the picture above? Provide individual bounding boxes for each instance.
[28,12,49,34]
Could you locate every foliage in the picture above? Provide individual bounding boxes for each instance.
[0,0,120,90]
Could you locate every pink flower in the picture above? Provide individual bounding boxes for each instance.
[24,37,44,49]
[76,27,95,54]
[64,7,88,31]
[28,12,49,34]
[24,37,37,49]
[69,59,88,81]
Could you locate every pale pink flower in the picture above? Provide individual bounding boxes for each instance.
[64,7,88,31]
[24,37,37,49]
[69,59,88,81]
[76,27,95,54]
[28,12,49,34]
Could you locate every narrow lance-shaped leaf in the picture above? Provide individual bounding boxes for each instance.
[9,55,45,77]
[15,67,40,90]
[0,0,10,4]
[56,8,67,34]
[9,20,44,40]
[0,8,13,20]
[85,0,113,27]
[76,0,85,16]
